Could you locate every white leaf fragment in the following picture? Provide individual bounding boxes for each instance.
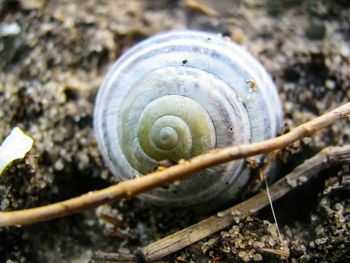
[0,22,21,37]
[0,127,33,175]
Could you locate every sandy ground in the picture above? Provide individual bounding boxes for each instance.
[0,0,349,262]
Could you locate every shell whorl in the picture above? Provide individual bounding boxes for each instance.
[94,30,283,206]
[138,95,216,164]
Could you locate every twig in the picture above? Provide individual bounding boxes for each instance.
[91,145,350,262]
[0,102,349,227]
[258,247,290,257]
[184,0,219,16]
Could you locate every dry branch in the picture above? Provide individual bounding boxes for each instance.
[0,102,349,227]
[91,145,350,262]
[184,0,219,16]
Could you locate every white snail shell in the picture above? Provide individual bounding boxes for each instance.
[94,30,283,207]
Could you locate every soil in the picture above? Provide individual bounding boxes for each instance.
[0,0,349,262]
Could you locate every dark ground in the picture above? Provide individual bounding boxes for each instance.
[0,0,349,262]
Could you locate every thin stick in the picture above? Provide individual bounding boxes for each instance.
[0,102,349,227]
[261,169,282,240]
[91,145,350,262]
[184,0,219,16]
[260,151,282,241]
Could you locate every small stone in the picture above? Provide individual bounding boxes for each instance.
[238,251,247,258]
[268,237,276,246]
[217,211,225,217]
[298,176,308,183]
[255,241,264,248]
[54,159,64,171]
[339,43,350,57]
[233,215,241,224]
[206,238,216,247]
[247,79,257,92]
[325,79,336,90]
[287,177,297,187]
[253,253,263,261]
[19,0,44,10]
[238,242,246,249]
[1,198,10,210]
[173,180,181,186]
[222,245,231,253]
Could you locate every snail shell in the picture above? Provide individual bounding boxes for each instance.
[94,30,283,207]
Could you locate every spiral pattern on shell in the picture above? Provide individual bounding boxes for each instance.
[94,30,283,206]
